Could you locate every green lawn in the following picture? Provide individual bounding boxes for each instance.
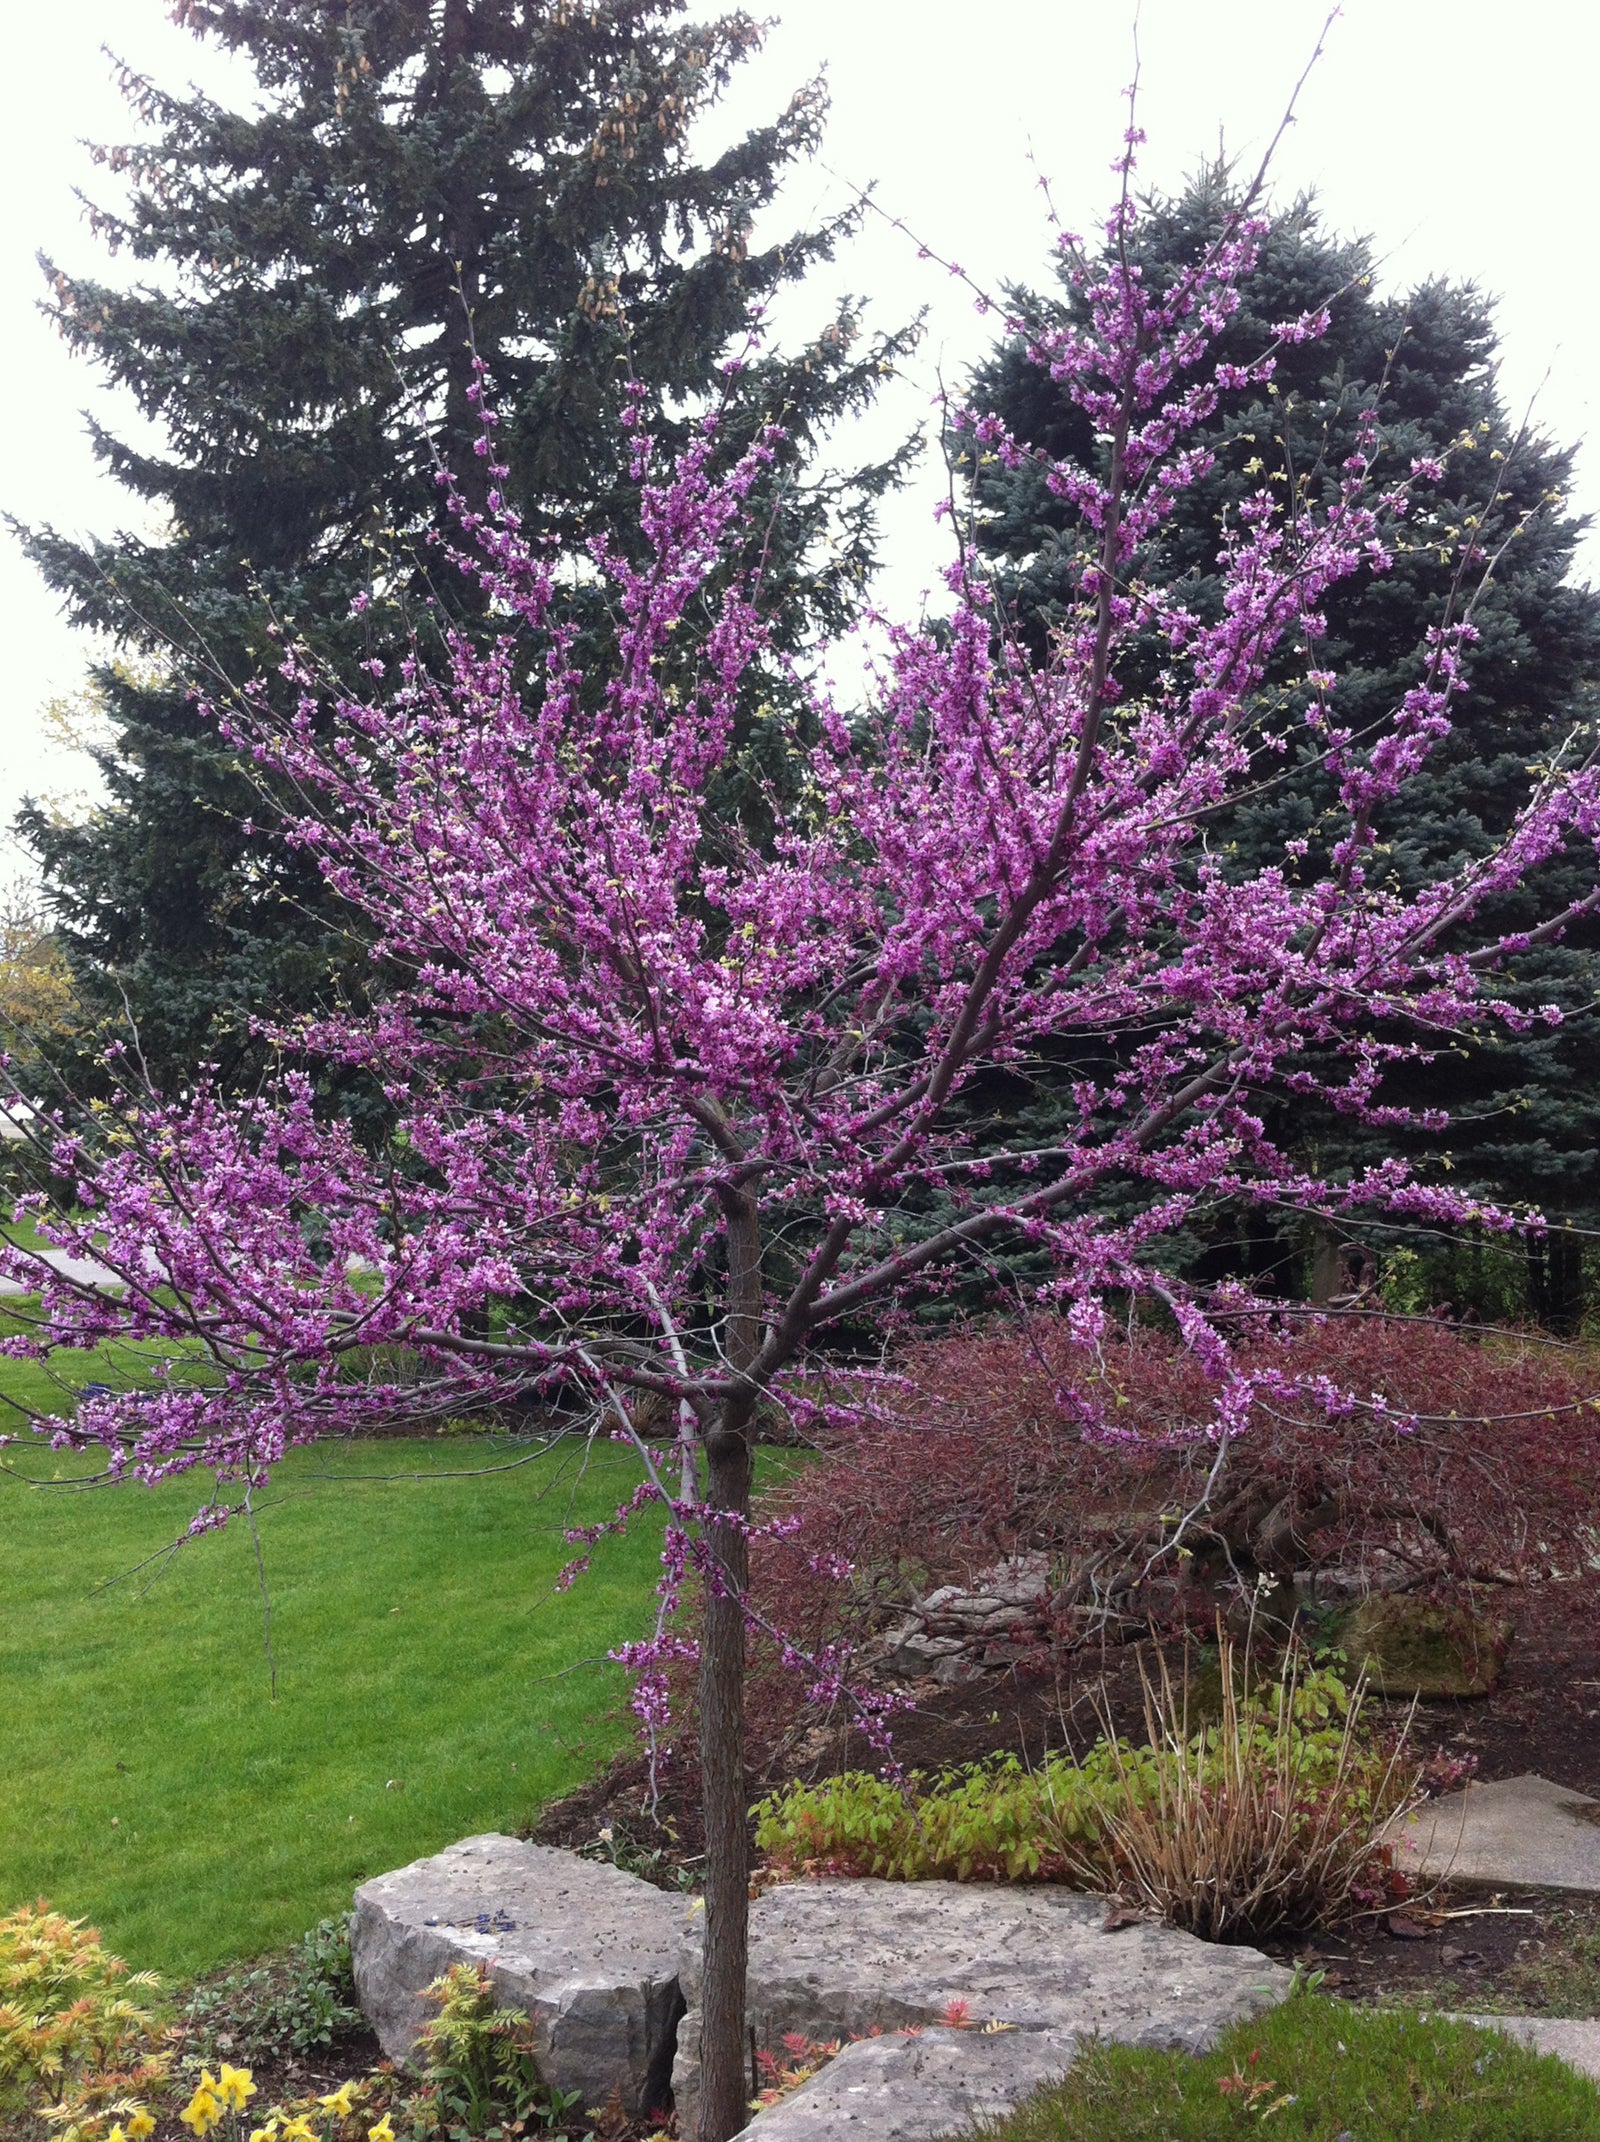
[2,1206,64,1253]
[969,1995,1600,2140]
[0,1429,664,1979]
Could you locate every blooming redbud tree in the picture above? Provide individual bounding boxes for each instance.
[6,125,1600,2139]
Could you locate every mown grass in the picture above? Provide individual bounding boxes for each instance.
[1,1206,64,1253]
[0,1427,665,1979]
[967,1995,1600,2140]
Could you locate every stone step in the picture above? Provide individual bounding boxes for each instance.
[731,2025,1080,2141]
[1448,2012,1600,2080]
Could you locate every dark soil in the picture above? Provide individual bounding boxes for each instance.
[1257,1887,1600,2015]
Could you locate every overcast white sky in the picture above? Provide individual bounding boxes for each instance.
[2,0,1597,874]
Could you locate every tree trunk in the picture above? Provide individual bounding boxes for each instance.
[696,1407,752,2142]
[1309,1221,1342,1306]
[427,0,492,525]
[1552,1225,1587,1334]
[1527,1222,1587,1335]
[696,1181,762,2140]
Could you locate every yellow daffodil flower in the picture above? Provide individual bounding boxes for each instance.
[180,2086,221,2138]
[106,2126,126,2142]
[248,2128,278,2142]
[278,2119,319,2142]
[218,2064,258,2111]
[127,2117,157,2142]
[367,2117,396,2142]
[319,2081,358,2116]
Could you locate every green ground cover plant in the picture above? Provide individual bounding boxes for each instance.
[0,1431,661,1976]
[755,1643,1417,1937]
[167,1959,644,2142]
[176,1918,361,2077]
[961,1997,1600,2141]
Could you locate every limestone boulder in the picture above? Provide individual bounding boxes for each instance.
[877,1629,981,1684]
[351,1834,685,2118]
[881,1555,1053,1681]
[673,1879,1289,2136]
[919,1555,1051,1629]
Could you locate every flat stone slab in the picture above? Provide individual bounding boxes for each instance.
[731,2025,1079,2141]
[1451,2013,1600,2080]
[1393,1774,1600,1893]
[351,1834,685,2118]
[674,1880,1289,2136]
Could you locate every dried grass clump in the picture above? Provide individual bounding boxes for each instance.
[1077,1632,1422,1939]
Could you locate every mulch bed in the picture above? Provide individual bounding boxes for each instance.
[531,1589,1600,2020]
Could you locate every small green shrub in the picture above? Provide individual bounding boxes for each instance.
[405,1962,564,2139]
[292,1917,359,2033]
[178,1917,360,2073]
[0,1900,169,2142]
[755,1749,1130,1884]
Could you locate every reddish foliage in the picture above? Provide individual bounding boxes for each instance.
[757,1317,1600,1652]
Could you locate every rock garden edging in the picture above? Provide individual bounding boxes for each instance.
[352,1835,1290,2140]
